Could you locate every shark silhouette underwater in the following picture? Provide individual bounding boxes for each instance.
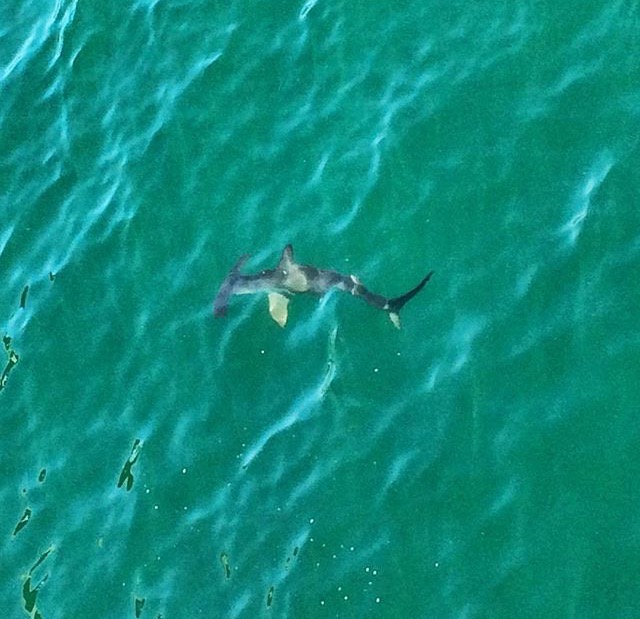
[213,245,433,328]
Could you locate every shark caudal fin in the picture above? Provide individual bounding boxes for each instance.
[386,271,434,329]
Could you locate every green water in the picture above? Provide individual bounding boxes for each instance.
[2,1,639,618]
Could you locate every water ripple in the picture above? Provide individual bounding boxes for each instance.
[559,151,613,246]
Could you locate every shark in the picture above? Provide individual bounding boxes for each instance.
[213,245,433,328]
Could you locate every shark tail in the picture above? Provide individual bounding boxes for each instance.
[386,271,434,328]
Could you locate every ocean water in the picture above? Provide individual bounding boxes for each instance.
[2,1,639,617]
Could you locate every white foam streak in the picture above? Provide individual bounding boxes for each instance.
[561,152,613,245]
[241,329,337,469]
[299,0,319,21]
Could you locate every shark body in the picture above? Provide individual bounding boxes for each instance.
[213,245,433,328]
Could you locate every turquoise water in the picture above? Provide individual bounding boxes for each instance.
[2,1,639,617]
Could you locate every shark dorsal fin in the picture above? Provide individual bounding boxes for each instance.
[278,244,308,292]
[278,245,294,272]
[268,292,289,327]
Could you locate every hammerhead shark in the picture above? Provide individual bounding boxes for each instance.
[213,245,433,328]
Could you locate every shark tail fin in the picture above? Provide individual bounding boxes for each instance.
[386,271,434,328]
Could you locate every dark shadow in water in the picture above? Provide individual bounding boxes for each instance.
[220,552,231,579]
[20,285,29,309]
[22,547,54,619]
[12,507,32,536]
[117,439,142,491]
[0,334,19,392]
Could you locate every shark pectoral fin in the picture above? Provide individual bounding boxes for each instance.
[389,312,401,329]
[268,293,290,327]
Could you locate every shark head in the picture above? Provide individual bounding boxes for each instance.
[213,254,250,317]
[213,249,292,318]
